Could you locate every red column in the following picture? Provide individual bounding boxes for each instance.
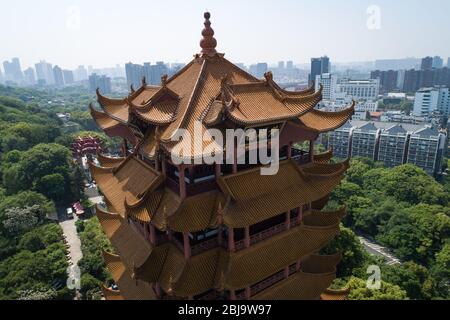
[228,228,235,252]
[245,287,251,300]
[287,142,292,159]
[183,232,191,259]
[154,283,162,297]
[296,260,301,272]
[215,163,221,181]
[286,211,291,230]
[244,226,251,248]
[179,165,186,199]
[149,224,156,245]
[143,223,149,240]
[309,140,315,163]
[122,139,128,157]
[298,207,303,225]
[284,266,290,279]
[230,290,236,300]
[232,143,238,174]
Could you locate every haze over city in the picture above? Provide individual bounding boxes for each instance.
[2,0,450,69]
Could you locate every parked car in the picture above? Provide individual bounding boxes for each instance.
[66,208,74,219]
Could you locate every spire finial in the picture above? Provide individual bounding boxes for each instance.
[200,12,217,56]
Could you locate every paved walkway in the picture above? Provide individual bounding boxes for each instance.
[358,236,401,266]
[58,209,83,299]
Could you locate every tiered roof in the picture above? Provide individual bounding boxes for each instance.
[89,12,352,300]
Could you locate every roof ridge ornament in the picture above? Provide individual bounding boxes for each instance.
[161,74,168,87]
[200,12,217,57]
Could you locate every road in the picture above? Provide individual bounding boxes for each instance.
[58,208,83,299]
[358,236,401,266]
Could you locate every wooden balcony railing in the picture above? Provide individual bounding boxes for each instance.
[251,270,286,296]
[235,218,301,252]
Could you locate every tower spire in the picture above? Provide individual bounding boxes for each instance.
[200,12,217,56]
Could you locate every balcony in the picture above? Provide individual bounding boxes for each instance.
[234,217,301,252]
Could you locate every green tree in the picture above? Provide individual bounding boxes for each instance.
[34,174,66,203]
[430,243,450,299]
[345,276,408,300]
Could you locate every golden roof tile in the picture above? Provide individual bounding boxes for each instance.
[89,103,121,130]
[226,219,340,290]
[314,150,334,164]
[101,285,124,300]
[96,89,129,123]
[251,271,336,300]
[96,206,153,271]
[89,155,164,216]
[219,160,348,228]
[102,251,156,300]
[97,153,125,168]
[320,288,350,300]
[299,102,355,133]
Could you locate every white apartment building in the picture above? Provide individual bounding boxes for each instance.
[413,87,450,117]
[337,78,380,101]
[315,73,337,101]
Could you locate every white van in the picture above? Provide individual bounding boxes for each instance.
[66,208,74,219]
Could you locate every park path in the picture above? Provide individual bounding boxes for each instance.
[58,210,83,299]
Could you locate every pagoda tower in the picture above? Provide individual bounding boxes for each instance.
[90,12,355,300]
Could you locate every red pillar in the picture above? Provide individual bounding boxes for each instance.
[309,140,315,163]
[244,226,251,248]
[215,163,221,181]
[232,143,238,174]
[245,287,251,300]
[298,207,303,225]
[154,283,162,297]
[230,290,236,300]
[122,139,128,157]
[296,260,301,272]
[228,228,235,252]
[284,266,290,279]
[183,232,191,259]
[149,224,156,245]
[287,142,292,159]
[179,165,186,199]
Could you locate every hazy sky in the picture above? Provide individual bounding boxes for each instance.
[1,0,450,70]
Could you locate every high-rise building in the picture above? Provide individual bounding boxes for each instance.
[278,61,285,70]
[337,78,380,101]
[63,70,75,85]
[125,62,144,89]
[89,73,112,94]
[53,65,65,87]
[3,57,23,82]
[315,73,337,101]
[35,60,55,85]
[251,62,268,78]
[421,56,433,70]
[89,12,354,301]
[413,87,450,117]
[74,65,88,82]
[432,56,444,69]
[23,67,36,86]
[447,57,450,68]
[370,70,398,93]
[286,61,294,70]
[309,56,329,84]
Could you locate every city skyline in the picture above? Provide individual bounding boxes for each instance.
[2,0,450,69]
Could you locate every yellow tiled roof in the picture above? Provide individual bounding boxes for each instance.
[219,160,348,228]
[101,285,124,300]
[97,153,125,168]
[314,150,333,164]
[90,155,164,216]
[299,102,355,133]
[102,250,156,300]
[96,206,153,271]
